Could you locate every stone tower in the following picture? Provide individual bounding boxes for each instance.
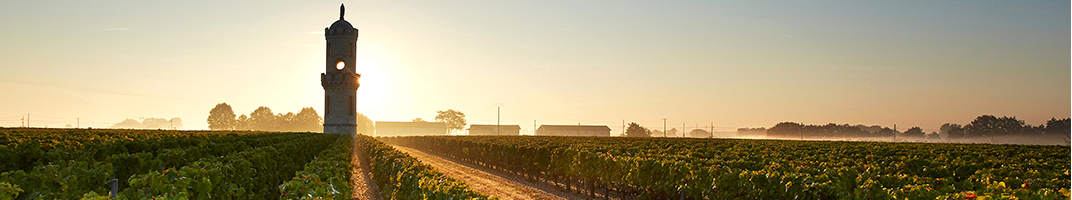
[322,4,360,135]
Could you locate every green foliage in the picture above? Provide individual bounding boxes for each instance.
[120,134,337,199]
[966,115,1027,137]
[384,136,1071,199]
[355,135,491,199]
[207,102,237,130]
[210,103,324,132]
[625,122,650,137]
[1044,118,1070,135]
[435,109,467,134]
[0,161,113,199]
[903,127,925,138]
[0,182,22,200]
[0,128,339,199]
[279,136,353,200]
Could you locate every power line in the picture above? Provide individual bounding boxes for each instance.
[0,76,209,102]
[0,76,263,108]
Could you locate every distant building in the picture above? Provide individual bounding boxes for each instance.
[468,124,521,135]
[536,125,611,137]
[375,121,448,136]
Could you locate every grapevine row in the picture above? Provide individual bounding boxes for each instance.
[279,136,354,200]
[1,131,315,199]
[0,128,301,173]
[90,133,339,199]
[355,135,492,199]
[384,136,1070,199]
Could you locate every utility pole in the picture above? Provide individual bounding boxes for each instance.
[77,118,80,129]
[662,118,667,137]
[21,116,24,127]
[27,114,29,128]
[494,103,503,135]
[622,120,625,136]
[533,120,536,136]
[710,122,714,138]
[682,122,685,138]
[497,106,500,135]
[893,124,897,142]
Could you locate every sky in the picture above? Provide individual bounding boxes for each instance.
[0,1,1068,134]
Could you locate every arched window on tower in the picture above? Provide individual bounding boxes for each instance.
[325,95,330,115]
[349,95,354,115]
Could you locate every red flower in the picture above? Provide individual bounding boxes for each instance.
[964,193,977,199]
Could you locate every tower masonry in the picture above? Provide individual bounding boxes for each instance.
[322,4,360,135]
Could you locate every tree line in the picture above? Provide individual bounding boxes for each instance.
[763,115,1070,139]
[207,103,322,132]
[622,122,712,138]
[111,117,183,129]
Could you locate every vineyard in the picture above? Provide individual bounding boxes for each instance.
[383,136,1071,199]
[2,128,1068,199]
[0,128,351,199]
[356,135,491,199]
[0,128,490,200]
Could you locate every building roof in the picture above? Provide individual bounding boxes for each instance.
[326,4,356,35]
[468,124,521,130]
[537,125,611,131]
[375,121,447,129]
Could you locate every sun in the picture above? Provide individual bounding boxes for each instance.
[336,61,345,70]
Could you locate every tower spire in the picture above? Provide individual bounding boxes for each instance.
[340,4,345,20]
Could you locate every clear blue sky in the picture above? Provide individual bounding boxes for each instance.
[0,1,1068,134]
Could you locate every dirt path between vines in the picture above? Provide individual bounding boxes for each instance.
[352,140,383,200]
[391,145,582,200]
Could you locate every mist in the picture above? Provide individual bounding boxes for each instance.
[726,134,1070,146]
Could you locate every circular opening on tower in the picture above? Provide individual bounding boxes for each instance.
[335,61,345,70]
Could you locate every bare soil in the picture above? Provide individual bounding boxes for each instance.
[391,145,603,200]
[352,140,383,200]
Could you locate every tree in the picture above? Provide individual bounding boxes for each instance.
[435,109,466,134]
[625,122,650,137]
[278,112,297,131]
[941,123,964,138]
[169,117,183,130]
[903,127,925,138]
[1044,118,1070,135]
[208,103,236,130]
[356,112,374,135]
[945,124,966,139]
[250,106,276,131]
[667,128,678,137]
[874,127,895,137]
[965,115,1025,137]
[927,131,940,139]
[689,129,712,138]
[111,119,142,129]
[650,129,664,137]
[141,118,170,129]
[295,107,322,132]
[412,118,427,122]
[236,114,251,130]
[767,122,804,138]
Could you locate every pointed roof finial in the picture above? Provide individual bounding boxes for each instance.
[340,3,345,20]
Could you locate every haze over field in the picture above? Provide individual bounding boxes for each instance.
[0,1,1068,133]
